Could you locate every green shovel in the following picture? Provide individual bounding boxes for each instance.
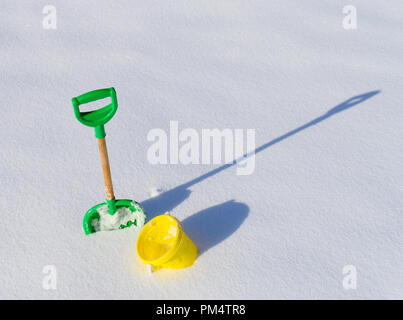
[72,87,146,235]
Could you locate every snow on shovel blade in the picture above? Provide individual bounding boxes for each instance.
[83,200,146,235]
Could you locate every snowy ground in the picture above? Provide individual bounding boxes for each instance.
[1,1,402,299]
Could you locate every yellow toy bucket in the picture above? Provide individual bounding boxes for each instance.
[136,214,198,271]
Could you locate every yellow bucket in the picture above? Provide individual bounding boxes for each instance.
[136,214,198,271]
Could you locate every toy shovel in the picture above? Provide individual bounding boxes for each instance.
[72,87,145,235]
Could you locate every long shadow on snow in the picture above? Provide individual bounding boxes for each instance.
[181,200,249,255]
[141,90,380,251]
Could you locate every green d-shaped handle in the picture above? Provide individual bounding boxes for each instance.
[72,87,118,138]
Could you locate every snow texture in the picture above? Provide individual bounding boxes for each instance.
[94,202,145,232]
[0,1,402,299]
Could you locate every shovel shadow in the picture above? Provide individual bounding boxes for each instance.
[139,90,380,256]
[182,200,249,256]
[141,90,380,219]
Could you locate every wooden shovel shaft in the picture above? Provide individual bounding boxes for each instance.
[97,138,115,200]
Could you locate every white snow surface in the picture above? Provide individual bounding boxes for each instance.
[94,202,145,232]
[1,1,402,299]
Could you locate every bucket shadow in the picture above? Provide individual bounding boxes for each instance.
[182,200,249,255]
[141,90,380,220]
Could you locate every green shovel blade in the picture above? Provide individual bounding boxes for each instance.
[83,199,146,235]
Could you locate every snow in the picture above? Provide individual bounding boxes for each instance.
[93,202,145,232]
[1,1,402,299]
